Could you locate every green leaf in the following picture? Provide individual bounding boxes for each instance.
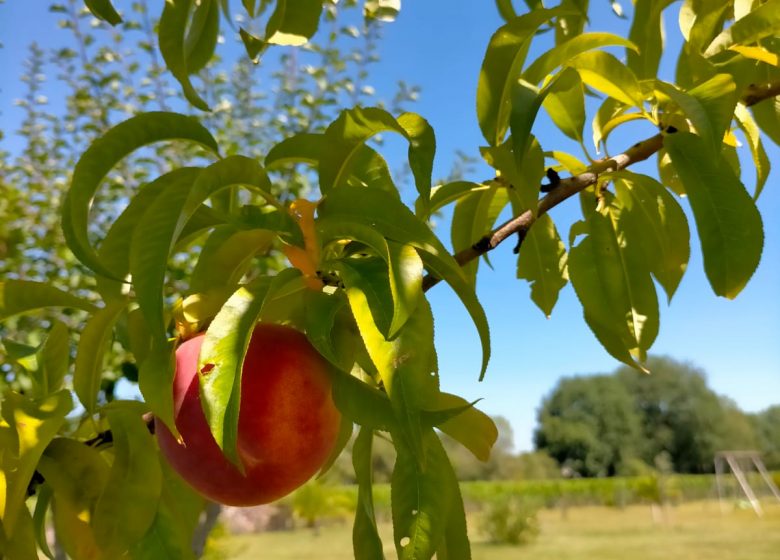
[477,7,566,145]
[93,406,162,557]
[568,192,659,369]
[84,0,122,25]
[1,503,37,560]
[494,0,517,22]
[37,438,109,560]
[318,187,491,379]
[421,393,498,462]
[0,280,96,321]
[317,415,354,479]
[63,113,219,277]
[32,484,54,560]
[38,320,70,395]
[184,0,220,74]
[654,80,721,154]
[566,50,644,107]
[687,74,740,150]
[266,133,396,193]
[542,67,586,143]
[138,339,178,438]
[391,431,460,559]
[344,288,437,461]
[704,0,780,57]
[331,370,396,430]
[451,185,509,285]
[482,137,545,212]
[665,132,764,298]
[610,172,690,302]
[337,257,396,337]
[352,428,385,560]
[751,95,780,146]
[265,0,323,46]
[524,32,639,85]
[627,0,675,79]
[189,226,276,294]
[73,302,126,415]
[517,213,568,317]
[198,270,300,466]
[319,108,435,212]
[303,290,354,372]
[422,181,487,217]
[509,79,560,173]
[0,391,72,536]
[96,170,188,302]
[435,468,470,560]
[131,459,204,560]
[239,28,267,60]
[159,0,210,109]
[734,103,770,199]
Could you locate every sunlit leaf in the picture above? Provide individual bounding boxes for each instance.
[569,192,659,369]
[524,32,638,85]
[704,0,780,57]
[477,7,566,145]
[734,103,770,199]
[63,113,219,277]
[138,339,178,438]
[73,302,126,415]
[265,0,323,46]
[0,391,72,536]
[627,0,675,79]
[318,187,491,380]
[665,132,763,299]
[422,181,487,217]
[420,393,498,462]
[319,107,435,212]
[38,320,70,395]
[331,370,396,430]
[198,270,300,466]
[542,67,586,143]
[566,50,644,107]
[517,213,568,317]
[608,172,690,302]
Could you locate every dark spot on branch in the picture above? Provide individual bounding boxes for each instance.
[540,168,561,193]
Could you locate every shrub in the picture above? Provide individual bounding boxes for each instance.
[479,496,540,545]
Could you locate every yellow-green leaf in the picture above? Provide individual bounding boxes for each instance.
[566,50,644,107]
[517,214,568,317]
[704,0,780,57]
[0,280,96,321]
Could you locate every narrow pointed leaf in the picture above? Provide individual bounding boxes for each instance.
[352,428,385,560]
[627,0,675,79]
[138,339,178,438]
[93,406,162,557]
[704,0,780,57]
[665,132,763,298]
[542,67,586,142]
[477,7,566,145]
[184,0,220,74]
[524,32,638,85]
[39,321,70,395]
[318,187,490,379]
[517,213,568,317]
[198,270,300,466]
[0,280,96,321]
[73,302,126,414]
[265,0,323,46]
[159,0,210,110]
[611,171,689,302]
[391,431,459,559]
[569,193,659,369]
[734,103,770,199]
[421,393,498,462]
[63,113,218,277]
[566,51,644,107]
[331,370,396,430]
[84,0,122,25]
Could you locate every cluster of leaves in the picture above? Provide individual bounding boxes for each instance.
[2,0,780,559]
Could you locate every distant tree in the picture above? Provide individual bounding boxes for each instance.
[534,375,642,477]
[751,405,780,469]
[616,356,758,473]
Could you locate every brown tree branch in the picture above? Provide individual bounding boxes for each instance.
[423,80,780,291]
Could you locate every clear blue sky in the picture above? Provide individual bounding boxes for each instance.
[1,2,778,451]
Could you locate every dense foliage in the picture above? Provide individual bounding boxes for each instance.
[535,356,774,476]
[2,1,780,559]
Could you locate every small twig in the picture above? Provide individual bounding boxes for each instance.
[422,80,780,291]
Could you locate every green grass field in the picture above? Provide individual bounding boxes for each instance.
[207,500,780,559]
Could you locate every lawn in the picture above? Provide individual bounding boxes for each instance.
[206,500,780,559]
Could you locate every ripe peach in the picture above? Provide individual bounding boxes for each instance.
[156,323,341,506]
